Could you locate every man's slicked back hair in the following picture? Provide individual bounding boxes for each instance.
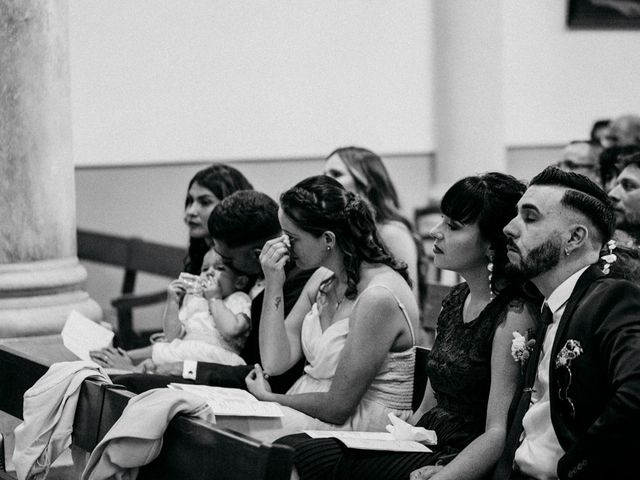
[530,166,615,243]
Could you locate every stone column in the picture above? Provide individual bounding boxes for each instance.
[431,0,507,194]
[0,0,101,336]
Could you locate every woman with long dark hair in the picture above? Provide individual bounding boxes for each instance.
[183,163,254,273]
[242,175,419,442]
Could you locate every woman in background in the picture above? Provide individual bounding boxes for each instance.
[183,163,254,273]
[323,147,426,325]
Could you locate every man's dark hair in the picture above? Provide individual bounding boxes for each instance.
[599,145,640,187]
[530,166,615,244]
[590,119,610,142]
[621,151,640,170]
[208,190,280,248]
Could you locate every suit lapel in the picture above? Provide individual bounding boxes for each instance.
[550,265,603,359]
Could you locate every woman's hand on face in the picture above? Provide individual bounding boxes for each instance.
[167,279,187,303]
[245,364,274,401]
[259,235,290,286]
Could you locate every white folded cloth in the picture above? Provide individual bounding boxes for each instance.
[385,412,437,445]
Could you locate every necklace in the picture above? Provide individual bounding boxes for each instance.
[333,282,347,310]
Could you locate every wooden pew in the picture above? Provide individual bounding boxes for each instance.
[77,229,185,349]
[0,340,294,480]
[0,344,49,420]
[0,340,74,479]
[95,385,294,480]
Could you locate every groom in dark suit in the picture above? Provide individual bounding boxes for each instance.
[493,166,640,480]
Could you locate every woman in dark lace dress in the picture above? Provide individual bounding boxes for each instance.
[276,172,541,480]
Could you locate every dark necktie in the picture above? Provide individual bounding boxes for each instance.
[492,303,553,480]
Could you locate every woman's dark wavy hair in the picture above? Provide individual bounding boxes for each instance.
[280,175,410,299]
[184,164,254,274]
[440,172,527,295]
[328,146,405,225]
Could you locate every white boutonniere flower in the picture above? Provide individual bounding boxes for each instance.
[601,239,617,275]
[555,339,584,368]
[511,330,536,371]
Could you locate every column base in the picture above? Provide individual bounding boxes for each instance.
[0,258,103,337]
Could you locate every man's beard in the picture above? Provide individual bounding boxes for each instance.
[617,211,640,244]
[506,235,563,279]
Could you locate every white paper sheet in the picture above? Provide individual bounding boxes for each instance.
[61,310,114,361]
[104,368,134,376]
[303,430,432,452]
[168,383,284,417]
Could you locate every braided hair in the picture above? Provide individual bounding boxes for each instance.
[280,175,410,300]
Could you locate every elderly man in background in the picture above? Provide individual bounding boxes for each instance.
[556,140,603,185]
[604,113,640,148]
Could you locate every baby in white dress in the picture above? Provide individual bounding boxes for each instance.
[91,249,255,370]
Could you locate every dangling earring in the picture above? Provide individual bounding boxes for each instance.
[564,247,570,256]
[487,259,495,301]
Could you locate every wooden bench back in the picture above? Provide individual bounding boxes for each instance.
[77,229,185,278]
[77,229,186,348]
[0,345,48,420]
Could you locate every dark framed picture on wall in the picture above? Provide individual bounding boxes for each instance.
[568,0,640,28]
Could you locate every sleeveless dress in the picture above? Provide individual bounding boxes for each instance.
[277,283,524,480]
[244,285,416,443]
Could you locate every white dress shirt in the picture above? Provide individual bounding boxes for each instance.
[514,267,588,480]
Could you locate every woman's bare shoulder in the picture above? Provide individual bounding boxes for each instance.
[378,220,413,243]
[357,267,417,311]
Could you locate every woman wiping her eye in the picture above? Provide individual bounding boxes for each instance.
[241,175,419,443]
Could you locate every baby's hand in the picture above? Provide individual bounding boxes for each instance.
[203,276,222,300]
[167,279,187,302]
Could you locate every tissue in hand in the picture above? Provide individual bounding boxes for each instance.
[385,413,437,445]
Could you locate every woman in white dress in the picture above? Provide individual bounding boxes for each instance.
[244,175,419,442]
